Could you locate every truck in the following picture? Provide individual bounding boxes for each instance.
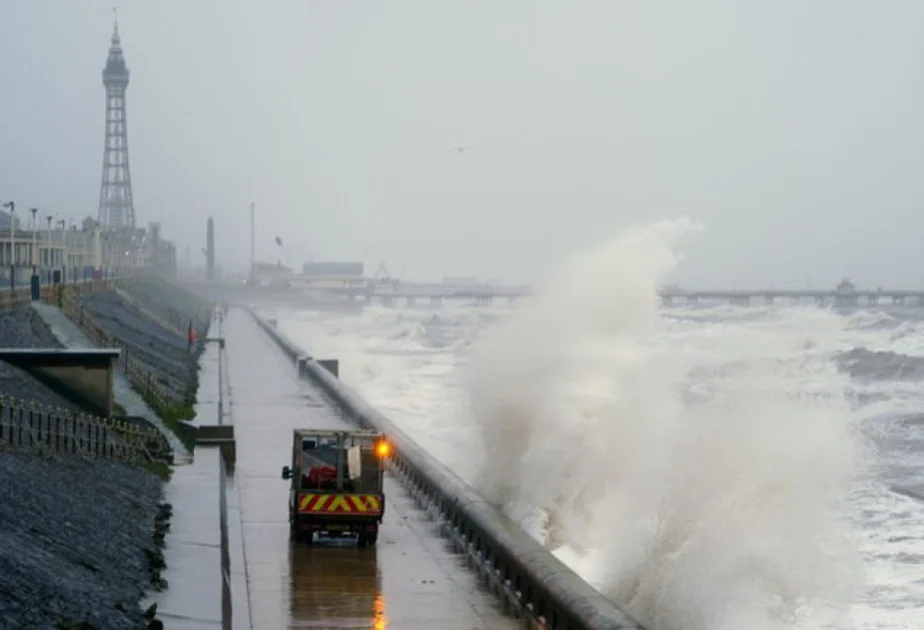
[282,428,389,547]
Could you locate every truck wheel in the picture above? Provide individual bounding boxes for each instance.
[367,531,378,546]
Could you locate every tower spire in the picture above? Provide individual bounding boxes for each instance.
[97,10,136,236]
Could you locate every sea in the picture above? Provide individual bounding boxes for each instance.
[266,221,923,630]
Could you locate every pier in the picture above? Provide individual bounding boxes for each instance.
[660,280,924,307]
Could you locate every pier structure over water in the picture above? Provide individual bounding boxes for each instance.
[187,269,924,309]
[660,280,924,307]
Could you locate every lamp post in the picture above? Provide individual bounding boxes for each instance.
[45,215,52,271]
[57,219,65,269]
[1,201,13,268]
[29,207,37,270]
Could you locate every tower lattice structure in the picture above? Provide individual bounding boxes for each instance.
[97,18,136,235]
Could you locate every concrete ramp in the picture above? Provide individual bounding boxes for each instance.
[0,348,118,417]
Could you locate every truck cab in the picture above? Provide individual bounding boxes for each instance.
[282,428,388,546]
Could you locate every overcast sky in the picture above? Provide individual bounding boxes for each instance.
[1,1,922,287]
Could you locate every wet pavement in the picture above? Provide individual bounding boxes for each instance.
[224,308,520,629]
[147,446,223,629]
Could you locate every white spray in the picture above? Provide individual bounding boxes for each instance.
[464,218,862,630]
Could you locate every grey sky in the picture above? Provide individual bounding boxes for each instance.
[1,1,922,287]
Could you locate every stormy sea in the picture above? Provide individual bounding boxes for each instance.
[268,221,923,630]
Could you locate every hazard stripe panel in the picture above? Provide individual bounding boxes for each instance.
[297,493,383,515]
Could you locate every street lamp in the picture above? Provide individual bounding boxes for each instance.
[29,207,37,270]
[57,219,66,270]
[45,215,52,270]
[1,201,13,267]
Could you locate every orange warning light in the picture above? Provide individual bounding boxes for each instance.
[375,441,391,458]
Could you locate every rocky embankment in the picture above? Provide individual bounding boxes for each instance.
[0,452,166,629]
[76,277,211,408]
[0,304,170,629]
[122,276,212,336]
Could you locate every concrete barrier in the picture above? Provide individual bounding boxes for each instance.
[249,309,643,630]
[0,348,120,417]
[197,424,236,464]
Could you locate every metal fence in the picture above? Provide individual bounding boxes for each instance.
[0,395,167,464]
[0,275,127,311]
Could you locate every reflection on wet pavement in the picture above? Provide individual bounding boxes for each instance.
[287,545,382,626]
[225,310,519,629]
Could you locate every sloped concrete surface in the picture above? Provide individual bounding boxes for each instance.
[122,276,212,336]
[76,291,196,402]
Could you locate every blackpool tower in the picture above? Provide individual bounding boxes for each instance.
[97,14,136,234]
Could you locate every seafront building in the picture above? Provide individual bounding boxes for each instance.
[0,210,176,285]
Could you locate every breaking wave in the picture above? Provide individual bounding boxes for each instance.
[463,218,864,630]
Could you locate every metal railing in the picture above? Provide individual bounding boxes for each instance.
[0,271,130,312]
[0,395,167,464]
